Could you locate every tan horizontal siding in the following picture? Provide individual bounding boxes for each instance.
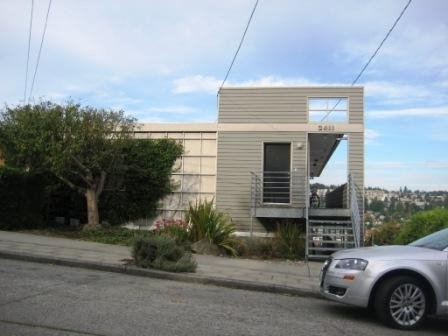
[216,130,307,232]
[349,132,364,216]
[219,87,364,124]
[215,87,363,234]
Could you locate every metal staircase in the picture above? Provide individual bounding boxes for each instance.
[307,217,355,259]
[249,171,363,260]
[306,174,363,260]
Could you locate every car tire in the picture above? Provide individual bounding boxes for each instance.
[374,276,428,330]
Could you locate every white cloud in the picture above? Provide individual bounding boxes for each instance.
[367,161,408,170]
[367,161,448,170]
[146,105,202,114]
[235,76,316,87]
[172,75,331,94]
[172,75,221,94]
[367,106,448,119]
[424,161,448,169]
[363,81,433,101]
[338,3,448,77]
[365,160,448,190]
[173,75,447,108]
[365,129,380,144]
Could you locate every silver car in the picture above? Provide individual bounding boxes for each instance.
[320,228,448,330]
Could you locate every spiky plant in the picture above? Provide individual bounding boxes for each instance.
[186,199,237,256]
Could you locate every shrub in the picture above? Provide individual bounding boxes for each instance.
[132,235,197,272]
[100,138,183,226]
[231,237,249,256]
[0,167,47,230]
[153,218,190,246]
[234,237,278,259]
[186,199,237,256]
[365,222,401,246]
[79,227,138,245]
[276,221,305,260]
[394,208,448,244]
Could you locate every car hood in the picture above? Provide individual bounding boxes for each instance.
[331,245,447,261]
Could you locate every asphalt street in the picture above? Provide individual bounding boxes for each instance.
[0,259,447,336]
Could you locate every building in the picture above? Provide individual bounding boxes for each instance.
[136,86,364,258]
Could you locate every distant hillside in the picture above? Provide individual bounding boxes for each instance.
[311,183,448,225]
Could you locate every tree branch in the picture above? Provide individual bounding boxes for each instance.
[96,171,106,198]
[54,174,86,195]
[71,155,91,175]
[68,169,91,184]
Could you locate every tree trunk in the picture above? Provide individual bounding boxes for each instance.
[84,187,101,230]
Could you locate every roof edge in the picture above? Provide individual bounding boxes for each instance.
[137,123,217,132]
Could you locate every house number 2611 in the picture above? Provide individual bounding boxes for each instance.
[318,125,335,131]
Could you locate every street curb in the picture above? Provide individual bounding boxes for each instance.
[0,251,322,300]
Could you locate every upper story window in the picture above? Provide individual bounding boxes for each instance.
[308,97,348,122]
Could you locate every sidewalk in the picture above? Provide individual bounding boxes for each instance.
[0,231,323,298]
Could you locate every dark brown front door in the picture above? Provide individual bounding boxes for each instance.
[263,143,291,203]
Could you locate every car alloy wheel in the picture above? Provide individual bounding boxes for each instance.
[374,276,428,330]
[389,283,426,327]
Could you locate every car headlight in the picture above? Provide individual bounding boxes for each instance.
[334,258,368,271]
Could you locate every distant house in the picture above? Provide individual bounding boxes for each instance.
[135,86,364,258]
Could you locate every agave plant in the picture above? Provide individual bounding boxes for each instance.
[186,199,236,255]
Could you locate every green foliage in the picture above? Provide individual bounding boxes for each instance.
[153,218,190,246]
[365,222,401,246]
[77,227,139,245]
[0,102,182,228]
[368,198,385,213]
[186,199,237,255]
[0,167,53,230]
[394,208,448,244]
[22,227,140,246]
[235,237,278,259]
[0,101,134,177]
[100,139,183,225]
[276,221,305,260]
[132,235,197,272]
[0,101,135,228]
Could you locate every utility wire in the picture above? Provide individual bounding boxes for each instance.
[24,0,34,103]
[28,0,53,104]
[220,0,259,89]
[321,0,412,122]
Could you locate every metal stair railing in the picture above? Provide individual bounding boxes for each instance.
[250,171,294,206]
[250,172,261,216]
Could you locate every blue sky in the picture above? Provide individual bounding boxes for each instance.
[1,0,447,191]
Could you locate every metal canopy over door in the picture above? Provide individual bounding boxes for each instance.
[263,143,291,203]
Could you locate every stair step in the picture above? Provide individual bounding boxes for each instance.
[309,222,352,226]
[309,242,355,248]
[309,220,352,225]
[309,226,353,231]
[309,226,353,234]
[308,238,355,243]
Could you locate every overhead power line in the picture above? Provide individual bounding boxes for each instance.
[24,0,34,102]
[321,0,413,122]
[28,0,53,104]
[220,0,259,89]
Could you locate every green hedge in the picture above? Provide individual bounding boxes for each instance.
[132,234,197,272]
[394,208,448,244]
[0,167,47,229]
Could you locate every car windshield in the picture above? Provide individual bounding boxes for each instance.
[409,228,448,251]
